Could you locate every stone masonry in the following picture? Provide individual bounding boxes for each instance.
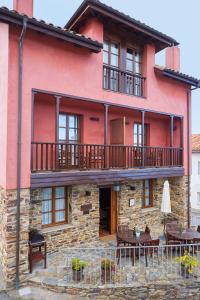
[0,187,30,288]
[0,175,189,287]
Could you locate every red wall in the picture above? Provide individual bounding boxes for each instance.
[3,18,189,189]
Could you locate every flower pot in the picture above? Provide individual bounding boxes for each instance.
[180,265,190,279]
[101,269,113,283]
[72,269,84,282]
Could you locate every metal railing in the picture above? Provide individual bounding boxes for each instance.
[103,65,145,97]
[31,142,183,172]
[41,243,200,287]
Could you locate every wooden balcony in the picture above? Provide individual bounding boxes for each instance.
[31,142,183,173]
[103,65,145,97]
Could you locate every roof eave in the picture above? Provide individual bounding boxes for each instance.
[162,70,200,87]
[0,8,102,53]
[65,0,179,50]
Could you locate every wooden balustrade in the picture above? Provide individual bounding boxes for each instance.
[103,65,145,97]
[31,142,183,172]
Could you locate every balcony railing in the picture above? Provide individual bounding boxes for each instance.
[103,65,145,97]
[31,142,183,172]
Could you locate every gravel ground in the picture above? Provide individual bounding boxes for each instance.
[8,287,88,300]
[0,293,15,300]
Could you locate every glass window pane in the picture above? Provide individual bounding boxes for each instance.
[126,60,133,72]
[135,52,141,62]
[111,54,118,67]
[145,197,150,207]
[69,115,77,128]
[56,198,65,210]
[59,115,66,127]
[42,213,52,225]
[103,40,109,51]
[139,135,142,145]
[134,125,138,135]
[42,188,52,200]
[42,200,52,212]
[55,211,65,222]
[103,51,109,64]
[59,128,66,140]
[111,42,118,54]
[69,129,78,141]
[127,48,133,60]
[139,125,142,134]
[56,187,65,198]
[135,62,141,74]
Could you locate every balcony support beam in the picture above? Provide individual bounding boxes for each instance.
[141,110,145,167]
[55,96,61,142]
[104,104,109,169]
[170,115,174,166]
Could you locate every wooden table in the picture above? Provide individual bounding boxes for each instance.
[166,227,200,243]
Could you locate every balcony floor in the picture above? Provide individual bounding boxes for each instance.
[31,167,184,188]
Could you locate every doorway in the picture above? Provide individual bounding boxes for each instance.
[99,187,117,236]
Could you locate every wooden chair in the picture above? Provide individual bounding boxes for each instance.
[117,225,129,246]
[143,239,160,267]
[29,241,47,273]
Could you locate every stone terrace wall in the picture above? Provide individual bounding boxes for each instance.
[31,280,200,299]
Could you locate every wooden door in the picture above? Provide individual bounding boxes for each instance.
[110,117,126,145]
[110,117,126,168]
[110,190,117,234]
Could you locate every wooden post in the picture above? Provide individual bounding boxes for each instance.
[141,110,145,167]
[170,115,174,166]
[31,91,37,171]
[55,96,61,169]
[180,116,184,166]
[104,104,109,168]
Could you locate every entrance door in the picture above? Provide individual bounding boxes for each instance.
[99,188,117,235]
[110,190,117,234]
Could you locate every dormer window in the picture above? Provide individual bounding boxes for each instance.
[126,48,142,75]
[103,38,145,97]
[103,40,119,68]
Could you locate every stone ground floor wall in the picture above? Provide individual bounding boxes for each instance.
[0,187,30,288]
[0,175,189,287]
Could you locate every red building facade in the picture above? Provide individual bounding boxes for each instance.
[0,0,199,287]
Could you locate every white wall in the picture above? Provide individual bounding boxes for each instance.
[191,152,200,226]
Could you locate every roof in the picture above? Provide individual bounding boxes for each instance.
[0,7,102,53]
[192,135,200,152]
[155,66,200,87]
[65,0,179,53]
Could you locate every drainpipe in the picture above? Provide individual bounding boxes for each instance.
[16,17,28,290]
[187,85,200,228]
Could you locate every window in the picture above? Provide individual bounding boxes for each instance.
[103,40,119,67]
[197,192,200,206]
[103,39,119,92]
[198,162,200,175]
[42,187,67,226]
[59,114,80,143]
[143,180,153,208]
[134,123,148,146]
[126,48,142,75]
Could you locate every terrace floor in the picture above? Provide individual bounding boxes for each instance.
[28,225,200,290]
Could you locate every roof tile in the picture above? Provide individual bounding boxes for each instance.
[192,135,200,152]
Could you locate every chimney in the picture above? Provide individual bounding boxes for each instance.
[13,0,33,18]
[165,46,180,72]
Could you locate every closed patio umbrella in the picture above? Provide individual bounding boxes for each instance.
[161,180,171,232]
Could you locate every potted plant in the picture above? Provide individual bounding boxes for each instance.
[71,258,87,282]
[176,251,199,278]
[101,258,115,283]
